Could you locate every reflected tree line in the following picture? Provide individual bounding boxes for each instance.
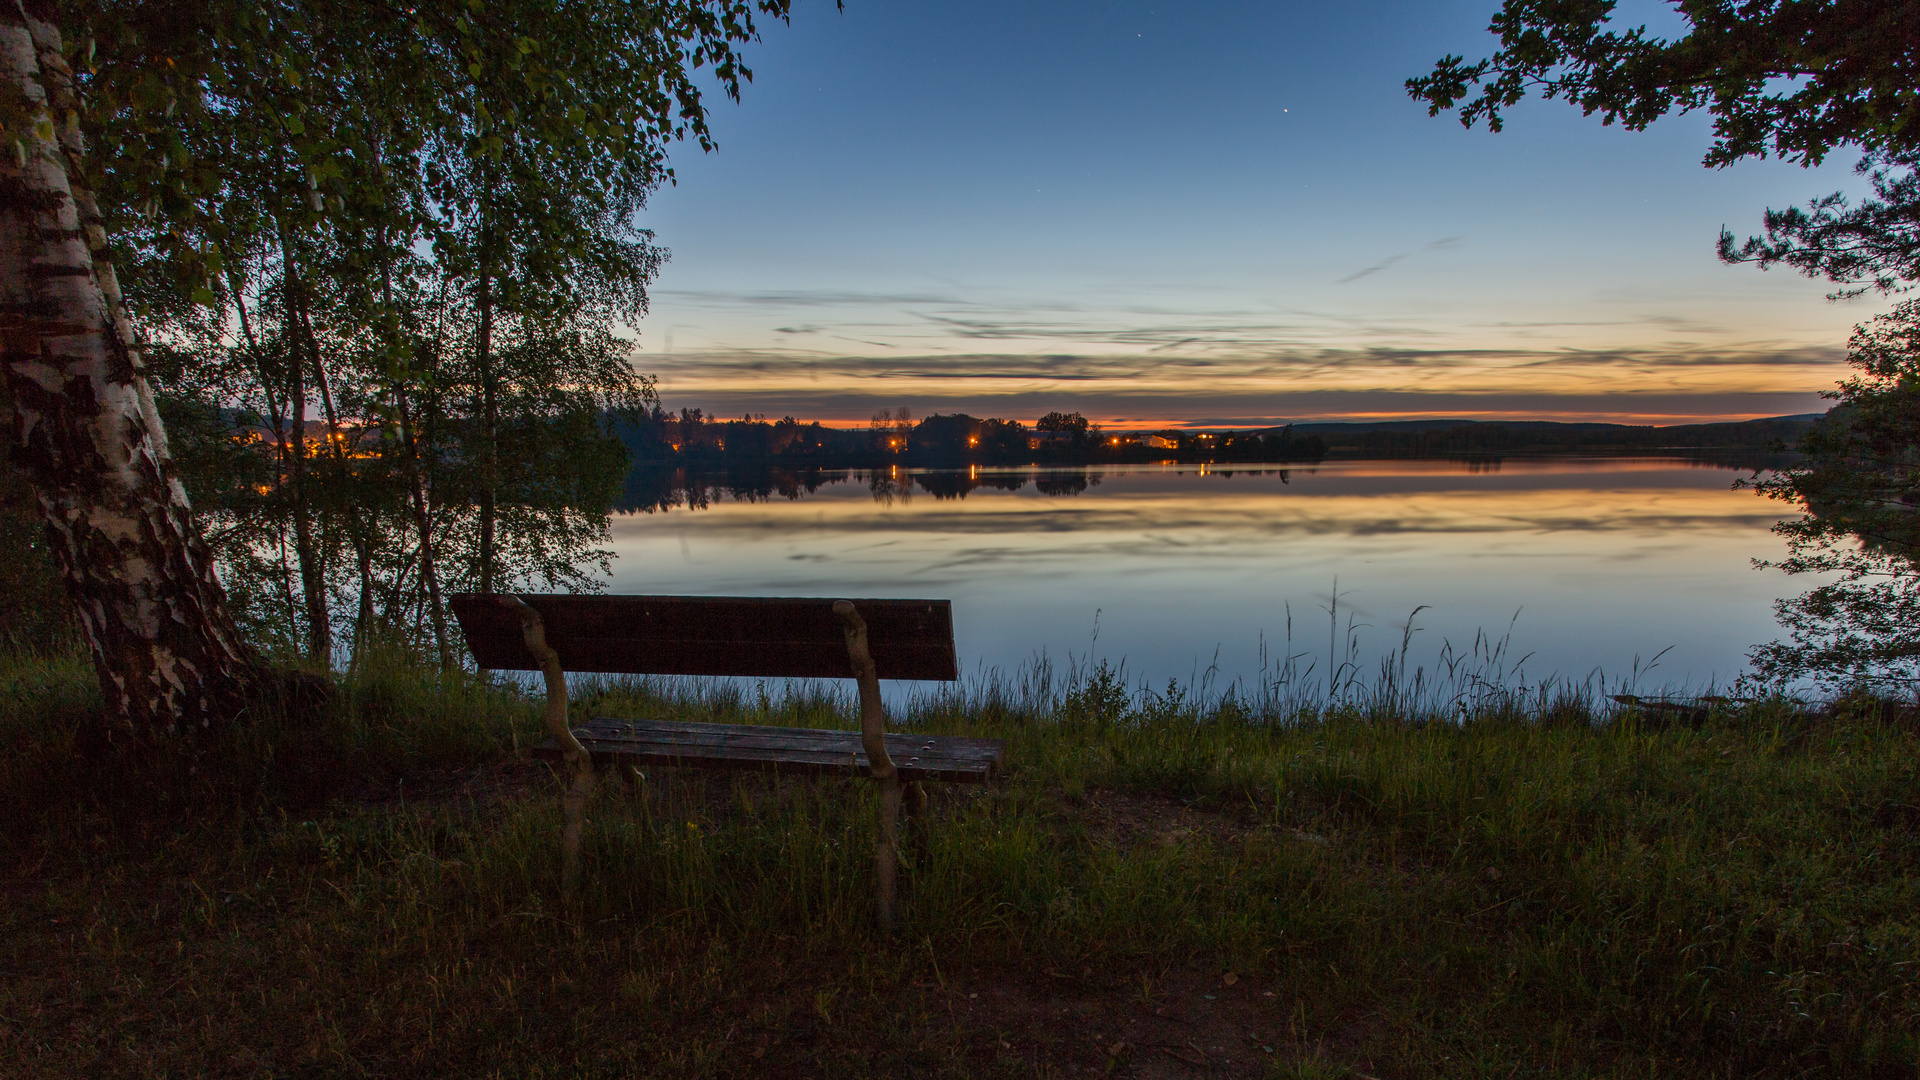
[619,462,1296,512]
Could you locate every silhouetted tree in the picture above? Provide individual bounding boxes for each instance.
[1036,411,1091,442]
[1749,301,1920,690]
[1415,2,1920,690]
[0,0,802,739]
[1411,1,1920,297]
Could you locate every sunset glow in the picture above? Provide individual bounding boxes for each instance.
[632,1,1876,427]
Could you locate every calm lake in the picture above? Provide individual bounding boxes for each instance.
[604,457,1795,696]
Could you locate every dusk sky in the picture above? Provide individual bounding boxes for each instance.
[633,0,1883,428]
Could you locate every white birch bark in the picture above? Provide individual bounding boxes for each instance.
[0,0,252,738]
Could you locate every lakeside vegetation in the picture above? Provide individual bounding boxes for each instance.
[3,646,1916,1078]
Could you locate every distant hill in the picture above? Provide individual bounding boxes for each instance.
[1264,414,1821,456]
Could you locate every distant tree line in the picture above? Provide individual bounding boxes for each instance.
[1310,418,1817,460]
[615,408,1329,468]
[612,408,1824,474]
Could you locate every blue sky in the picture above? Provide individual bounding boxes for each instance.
[630,0,1881,427]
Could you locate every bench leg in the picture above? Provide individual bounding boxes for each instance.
[617,761,645,801]
[903,780,930,889]
[876,774,902,924]
[834,601,903,928]
[499,595,595,902]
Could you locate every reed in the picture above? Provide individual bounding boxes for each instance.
[1,643,1914,1079]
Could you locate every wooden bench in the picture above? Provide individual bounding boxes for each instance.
[448,593,1002,923]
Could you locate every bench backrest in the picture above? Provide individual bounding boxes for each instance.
[449,594,958,681]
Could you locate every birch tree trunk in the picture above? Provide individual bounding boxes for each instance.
[0,0,253,738]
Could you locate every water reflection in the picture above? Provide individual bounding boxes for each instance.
[607,459,1791,690]
[620,464,851,512]
[622,462,1307,510]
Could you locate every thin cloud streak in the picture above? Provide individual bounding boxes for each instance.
[1338,236,1464,284]
[644,342,1844,387]
[644,289,1816,363]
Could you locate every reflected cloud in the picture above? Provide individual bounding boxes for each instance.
[603,459,1794,695]
[614,462,1784,555]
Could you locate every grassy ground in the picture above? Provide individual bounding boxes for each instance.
[1,650,1916,1079]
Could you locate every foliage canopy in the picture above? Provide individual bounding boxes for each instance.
[1748,301,1920,690]
[1414,3,1920,690]
[1410,1,1920,298]
[1408,1,1920,169]
[0,0,816,678]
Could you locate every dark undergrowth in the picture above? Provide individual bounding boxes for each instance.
[1,648,1916,1078]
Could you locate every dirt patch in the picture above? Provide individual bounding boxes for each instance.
[1075,790,1273,853]
[898,964,1375,1079]
[335,756,554,809]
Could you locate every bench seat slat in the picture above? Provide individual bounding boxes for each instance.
[576,726,997,758]
[576,729,1003,764]
[535,739,997,784]
[531,716,1003,784]
[582,716,1007,753]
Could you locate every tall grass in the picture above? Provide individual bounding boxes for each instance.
[2,644,1916,1078]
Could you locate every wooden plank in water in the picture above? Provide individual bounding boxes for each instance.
[451,594,957,680]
